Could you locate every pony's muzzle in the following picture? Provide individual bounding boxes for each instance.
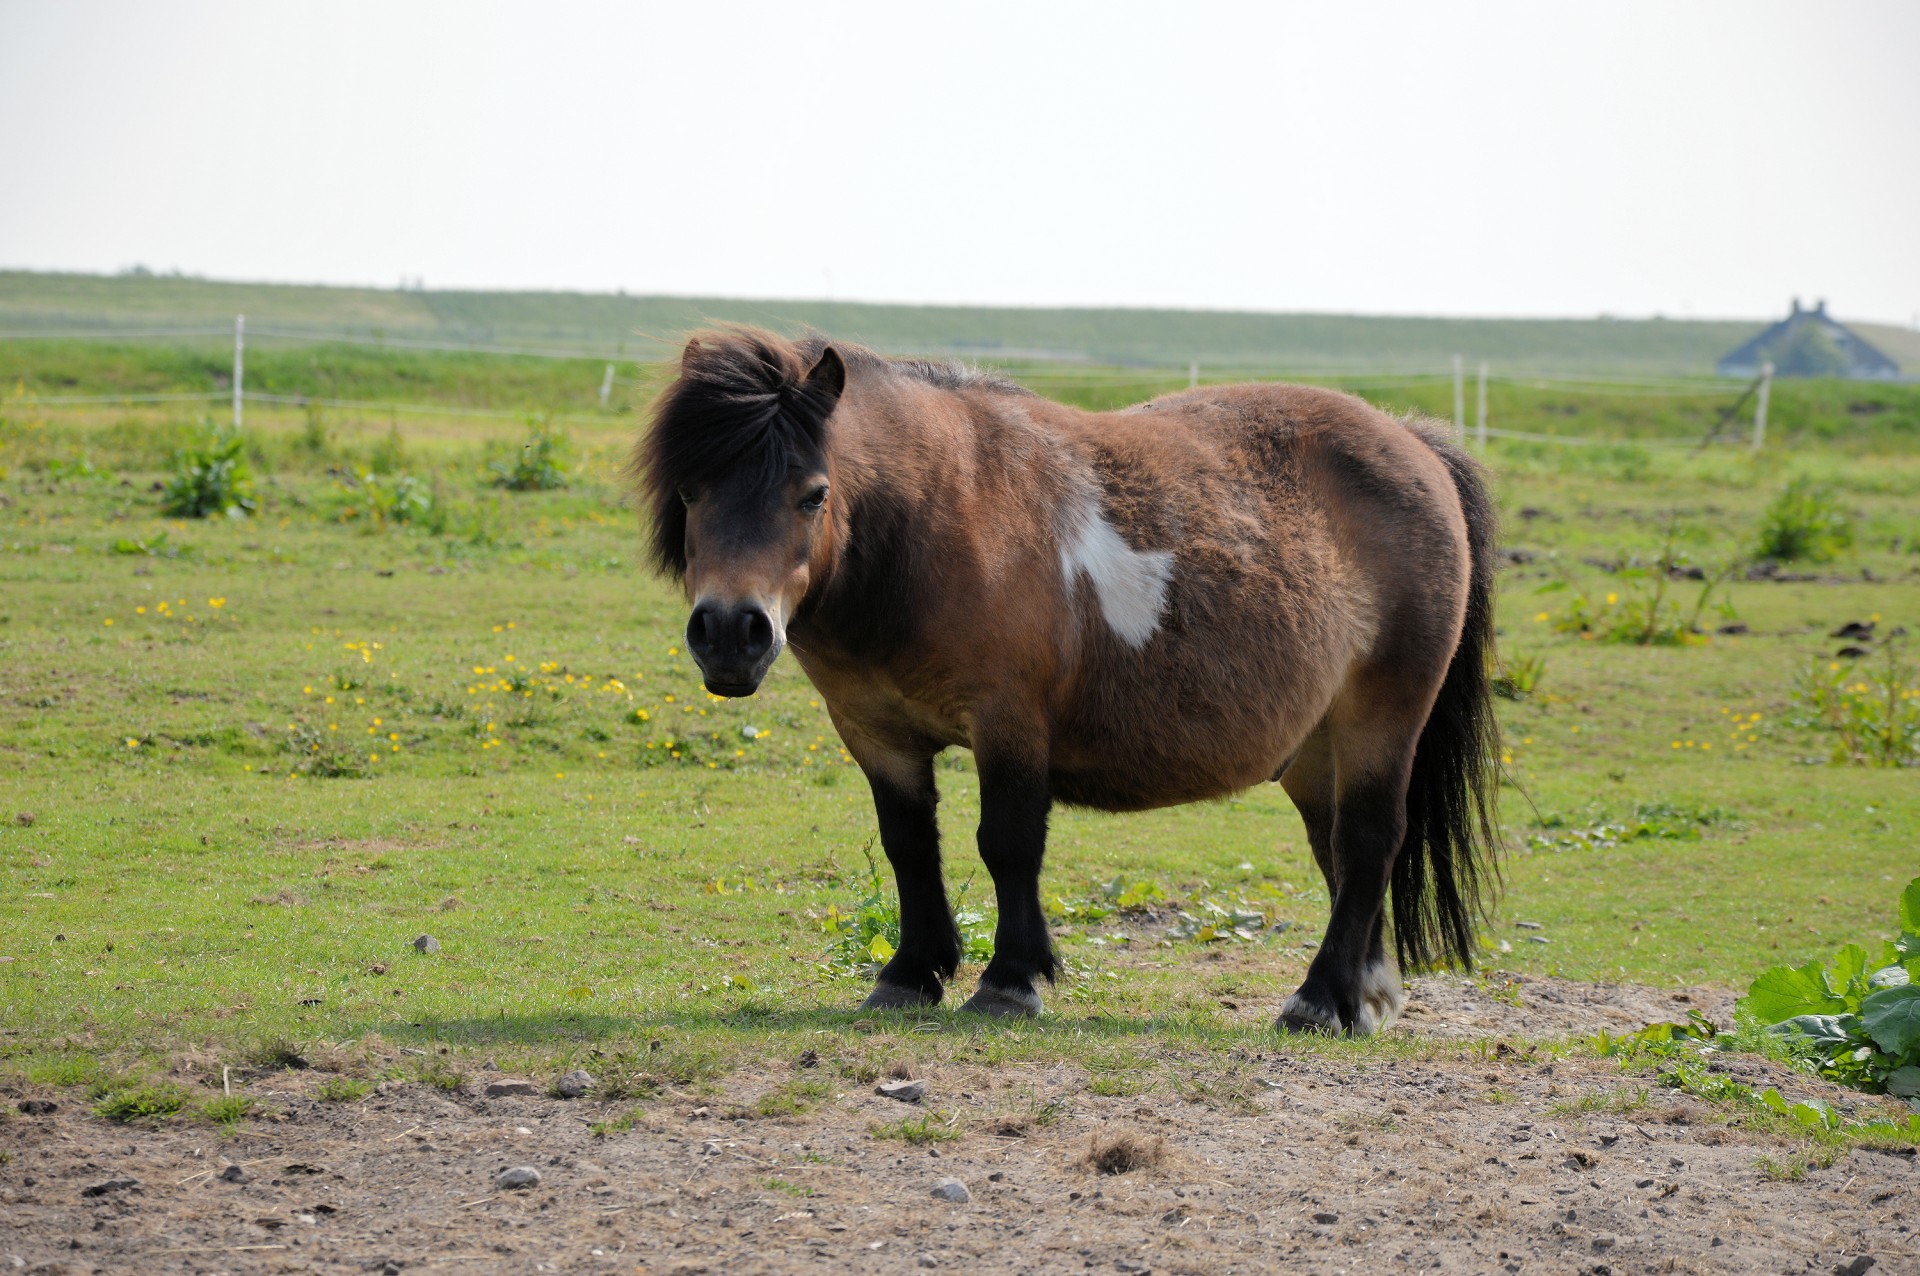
[686,599,782,696]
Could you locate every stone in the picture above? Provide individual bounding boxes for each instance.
[485,1079,540,1098]
[16,1100,57,1116]
[80,1178,139,1197]
[497,1166,542,1190]
[929,1178,970,1204]
[1311,1211,1338,1224]
[916,1255,939,1269]
[876,1079,927,1103]
[217,1165,247,1183]
[413,934,441,954]
[555,1069,595,1099]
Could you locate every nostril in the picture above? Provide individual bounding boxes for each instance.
[687,604,717,655]
[743,608,773,656]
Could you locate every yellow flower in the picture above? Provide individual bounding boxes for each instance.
[125,737,140,748]
[135,606,146,615]
[102,618,113,626]
[208,598,225,608]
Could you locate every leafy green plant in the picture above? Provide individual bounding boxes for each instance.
[1527,800,1737,853]
[1537,531,1735,646]
[162,422,257,518]
[1491,650,1546,700]
[488,417,572,491]
[1740,876,1920,1096]
[1788,643,1920,767]
[333,468,436,529]
[1756,477,1852,563]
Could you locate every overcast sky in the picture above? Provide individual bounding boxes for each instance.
[2,1,1915,322]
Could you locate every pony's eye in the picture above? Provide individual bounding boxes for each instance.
[799,485,829,513]
[677,487,697,505]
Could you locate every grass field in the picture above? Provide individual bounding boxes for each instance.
[2,346,1917,1102]
[13,267,1897,374]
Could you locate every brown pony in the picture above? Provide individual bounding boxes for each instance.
[633,329,1500,1034]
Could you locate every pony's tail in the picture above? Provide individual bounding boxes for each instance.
[1392,431,1502,972]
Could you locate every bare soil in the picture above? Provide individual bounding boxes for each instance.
[3,975,1914,1276]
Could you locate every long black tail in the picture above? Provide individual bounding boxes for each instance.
[1392,427,1502,972]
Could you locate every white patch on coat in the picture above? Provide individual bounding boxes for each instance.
[1058,492,1174,649]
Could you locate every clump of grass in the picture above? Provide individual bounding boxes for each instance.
[1087,1073,1148,1098]
[1789,643,1920,767]
[1756,477,1852,563]
[1085,1129,1164,1175]
[316,1075,371,1103]
[589,1106,646,1138]
[201,1094,255,1127]
[245,1039,311,1070]
[161,422,257,518]
[871,1110,961,1145]
[753,1076,833,1118]
[92,1081,192,1123]
[414,1060,466,1093]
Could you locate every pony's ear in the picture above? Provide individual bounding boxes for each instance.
[806,346,846,401]
[682,336,704,362]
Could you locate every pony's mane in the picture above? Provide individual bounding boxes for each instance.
[631,327,1028,578]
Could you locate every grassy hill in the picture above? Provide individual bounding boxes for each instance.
[0,269,1808,376]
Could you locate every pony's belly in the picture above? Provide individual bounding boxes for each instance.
[1047,711,1301,812]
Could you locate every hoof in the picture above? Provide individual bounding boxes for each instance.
[1277,990,1346,1036]
[957,983,1041,1018]
[860,980,940,1012]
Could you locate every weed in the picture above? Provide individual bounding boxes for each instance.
[871,1110,961,1144]
[1527,800,1737,853]
[589,1106,646,1138]
[1088,1072,1148,1098]
[316,1075,371,1103]
[753,1076,833,1118]
[245,1039,311,1070]
[93,1082,192,1123]
[1756,477,1852,563]
[162,422,257,518]
[1789,644,1920,767]
[1491,649,1546,700]
[763,1177,815,1197]
[489,417,572,491]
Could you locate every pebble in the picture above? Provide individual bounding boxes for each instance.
[413,934,441,954]
[916,1255,939,1269]
[929,1178,970,1204]
[218,1165,248,1183]
[16,1100,57,1116]
[485,1079,540,1098]
[877,1079,927,1103]
[1311,1211,1339,1224]
[497,1166,542,1190]
[555,1069,595,1099]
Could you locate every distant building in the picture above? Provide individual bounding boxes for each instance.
[1717,299,1901,379]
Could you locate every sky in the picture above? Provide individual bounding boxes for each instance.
[1,1,1915,322]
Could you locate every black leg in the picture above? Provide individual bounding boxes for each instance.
[958,758,1056,1017]
[1280,774,1408,1035]
[861,760,961,1010]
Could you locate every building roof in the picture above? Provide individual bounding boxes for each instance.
[1718,299,1902,379]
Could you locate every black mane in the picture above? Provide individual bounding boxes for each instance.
[632,327,1028,578]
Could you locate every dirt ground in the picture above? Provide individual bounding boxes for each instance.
[2,975,1914,1276]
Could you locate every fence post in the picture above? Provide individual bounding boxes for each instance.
[1452,354,1465,439]
[233,314,245,429]
[599,363,615,408]
[1189,359,1199,389]
[1751,360,1773,452]
[1476,360,1489,450]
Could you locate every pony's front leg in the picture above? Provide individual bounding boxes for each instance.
[958,753,1057,1018]
[857,755,963,1011]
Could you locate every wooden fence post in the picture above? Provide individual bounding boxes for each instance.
[1751,361,1773,452]
[1476,360,1489,450]
[233,314,245,429]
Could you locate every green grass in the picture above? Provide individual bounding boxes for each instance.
[2,343,1918,1101]
[0,268,1838,373]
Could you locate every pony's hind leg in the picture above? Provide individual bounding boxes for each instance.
[1277,681,1429,1036]
[854,754,963,1011]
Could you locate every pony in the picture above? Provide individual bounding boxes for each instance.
[631,328,1500,1034]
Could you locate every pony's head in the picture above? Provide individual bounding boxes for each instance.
[633,329,845,697]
